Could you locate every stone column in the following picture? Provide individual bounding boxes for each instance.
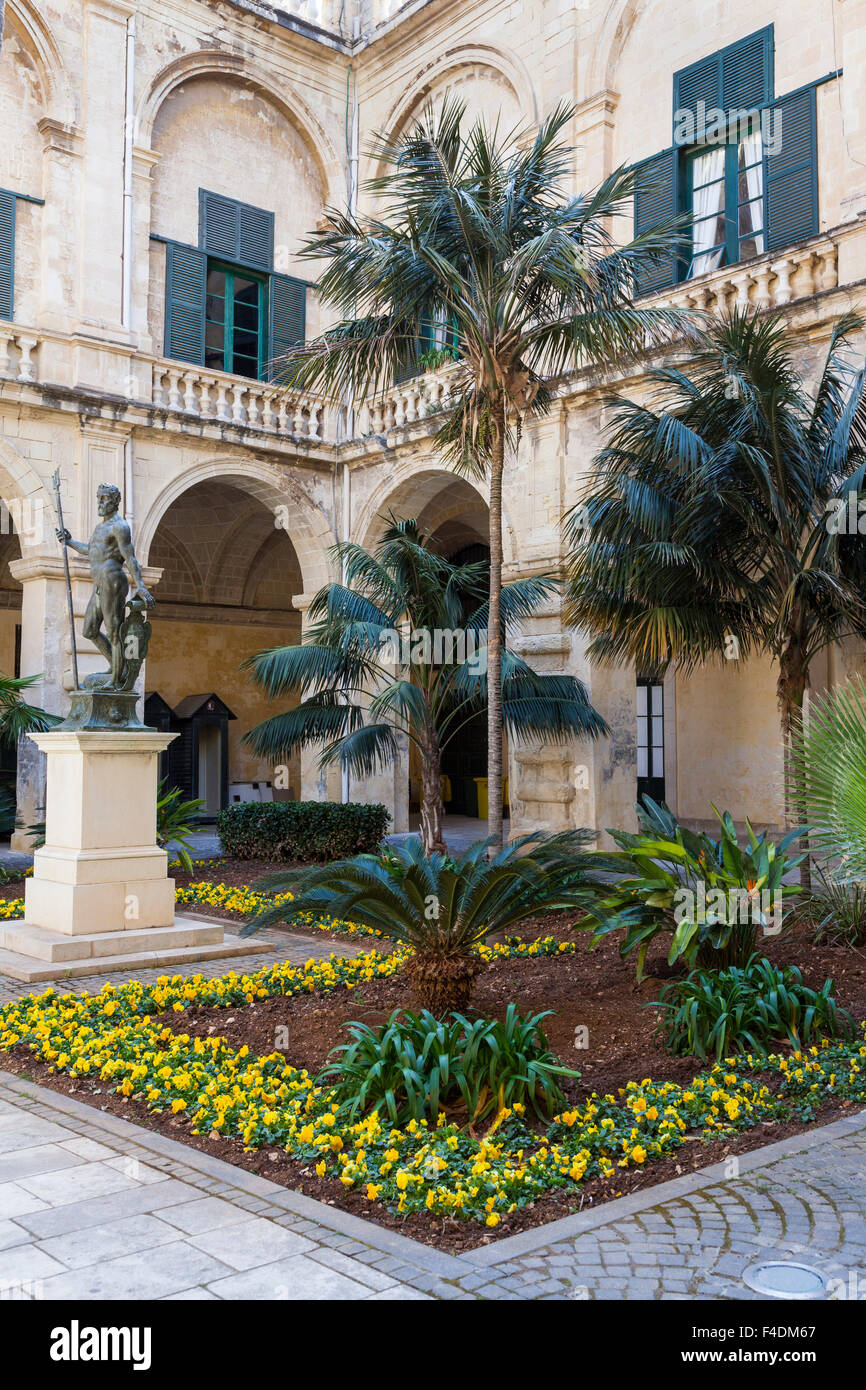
[36,119,84,342]
[838,0,866,222]
[78,0,134,335]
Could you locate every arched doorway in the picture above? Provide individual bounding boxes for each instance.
[144,476,307,816]
[360,470,506,842]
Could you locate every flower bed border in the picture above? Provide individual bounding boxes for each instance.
[3,937,866,1228]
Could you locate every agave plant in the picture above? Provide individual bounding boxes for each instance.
[790,676,866,886]
[241,831,595,1012]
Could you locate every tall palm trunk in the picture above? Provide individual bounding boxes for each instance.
[778,640,811,890]
[487,398,505,850]
[419,734,447,856]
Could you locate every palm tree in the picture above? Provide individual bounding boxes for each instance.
[275,99,686,848]
[243,518,607,855]
[239,832,595,1012]
[564,309,866,878]
[791,676,866,884]
[0,672,61,838]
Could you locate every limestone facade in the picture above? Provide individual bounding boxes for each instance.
[1,0,865,844]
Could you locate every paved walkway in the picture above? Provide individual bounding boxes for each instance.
[0,926,368,1007]
[0,1067,864,1300]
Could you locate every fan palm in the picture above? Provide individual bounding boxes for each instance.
[243,518,607,855]
[564,309,866,876]
[239,832,595,1012]
[790,676,866,885]
[275,99,687,848]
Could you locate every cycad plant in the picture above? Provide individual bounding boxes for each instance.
[565,310,866,874]
[243,518,607,855]
[276,99,686,847]
[240,832,595,1012]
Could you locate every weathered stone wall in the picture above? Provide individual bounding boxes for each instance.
[0,0,865,845]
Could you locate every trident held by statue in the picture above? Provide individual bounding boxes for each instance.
[50,469,80,692]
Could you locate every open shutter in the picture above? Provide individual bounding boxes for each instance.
[0,192,15,322]
[673,54,720,144]
[165,242,206,365]
[721,27,773,112]
[267,273,306,380]
[199,190,273,271]
[633,149,679,295]
[764,85,818,253]
[674,27,772,143]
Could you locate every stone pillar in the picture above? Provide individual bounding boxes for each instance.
[838,0,866,222]
[36,119,84,341]
[78,0,133,335]
[0,730,263,981]
[24,730,176,934]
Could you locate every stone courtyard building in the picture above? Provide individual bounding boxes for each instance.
[0,0,865,845]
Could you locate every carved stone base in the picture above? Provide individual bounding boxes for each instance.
[55,689,150,732]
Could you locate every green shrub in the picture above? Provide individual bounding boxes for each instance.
[790,867,866,947]
[652,956,852,1062]
[217,800,390,862]
[318,1004,579,1127]
[580,798,805,977]
[156,780,204,875]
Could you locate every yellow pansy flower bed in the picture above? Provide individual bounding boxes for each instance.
[1,937,865,1226]
[0,871,378,937]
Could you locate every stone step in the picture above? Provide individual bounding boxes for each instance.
[0,920,269,983]
[0,920,225,963]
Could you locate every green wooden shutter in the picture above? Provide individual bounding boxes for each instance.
[633,149,679,295]
[721,27,773,112]
[165,242,206,364]
[267,273,306,380]
[674,27,772,144]
[0,192,15,322]
[199,190,274,271]
[674,54,720,143]
[764,85,818,252]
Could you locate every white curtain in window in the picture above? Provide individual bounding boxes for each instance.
[690,147,726,278]
[742,131,763,226]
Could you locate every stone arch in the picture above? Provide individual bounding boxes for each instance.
[355,462,515,568]
[4,0,76,124]
[382,45,538,139]
[588,0,645,95]
[136,50,343,208]
[138,457,335,598]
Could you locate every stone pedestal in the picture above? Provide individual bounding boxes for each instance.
[0,730,266,982]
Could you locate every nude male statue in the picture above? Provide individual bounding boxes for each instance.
[56,484,155,690]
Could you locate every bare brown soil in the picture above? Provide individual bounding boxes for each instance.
[4,912,865,1251]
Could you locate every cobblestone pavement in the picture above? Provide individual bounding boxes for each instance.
[0,1064,864,1300]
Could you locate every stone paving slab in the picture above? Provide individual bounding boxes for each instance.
[0,926,369,1005]
[0,1066,865,1300]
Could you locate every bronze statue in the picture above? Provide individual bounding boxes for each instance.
[52,482,156,730]
[56,483,154,692]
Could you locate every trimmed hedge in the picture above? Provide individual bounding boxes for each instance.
[216,800,391,862]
